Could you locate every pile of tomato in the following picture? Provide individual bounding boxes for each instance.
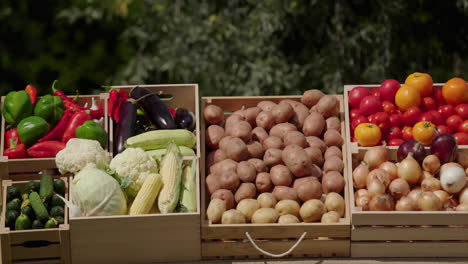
[349,72,468,147]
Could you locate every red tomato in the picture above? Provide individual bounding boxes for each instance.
[382,101,397,114]
[389,113,404,128]
[420,97,437,112]
[427,110,443,126]
[351,137,357,142]
[455,104,468,120]
[402,106,422,126]
[459,120,468,133]
[350,109,360,120]
[438,104,456,119]
[380,79,400,102]
[453,132,468,145]
[447,115,463,132]
[349,86,371,109]
[387,127,403,141]
[402,126,413,140]
[432,86,445,106]
[359,95,382,116]
[369,112,391,133]
[372,90,381,98]
[436,125,451,134]
[388,138,404,146]
[419,112,436,124]
[351,115,369,131]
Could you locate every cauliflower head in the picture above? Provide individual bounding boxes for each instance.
[109,148,158,198]
[56,138,111,174]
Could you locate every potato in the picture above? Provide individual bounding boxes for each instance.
[256,172,273,193]
[304,147,324,167]
[248,158,268,173]
[322,171,345,194]
[221,209,246,224]
[236,199,260,222]
[272,186,299,202]
[227,121,252,143]
[251,208,279,224]
[247,141,265,159]
[283,131,308,148]
[272,103,294,123]
[206,151,216,168]
[204,105,224,125]
[325,192,345,217]
[305,136,327,153]
[219,136,233,151]
[211,189,235,210]
[283,100,310,129]
[301,90,324,108]
[323,155,344,173]
[275,199,300,217]
[263,136,284,150]
[212,149,228,163]
[257,193,277,208]
[263,148,283,167]
[226,138,249,162]
[251,127,269,143]
[321,211,340,223]
[225,114,244,131]
[257,101,277,112]
[314,95,338,118]
[324,146,343,160]
[210,159,237,175]
[311,164,323,179]
[256,111,275,131]
[269,123,297,139]
[270,164,293,186]
[280,99,303,108]
[235,183,257,203]
[303,112,325,137]
[293,176,319,189]
[206,125,225,149]
[244,107,262,127]
[326,116,341,132]
[206,174,221,194]
[295,178,323,202]
[324,129,343,147]
[236,161,257,182]
[278,214,301,224]
[219,171,241,191]
[207,199,226,224]
[300,199,326,223]
[282,145,313,177]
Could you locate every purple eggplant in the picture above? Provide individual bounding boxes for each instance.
[114,101,137,155]
[175,108,195,131]
[130,87,176,129]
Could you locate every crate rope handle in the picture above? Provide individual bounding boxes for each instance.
[245,231,307,258]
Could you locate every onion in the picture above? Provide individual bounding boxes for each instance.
[420,171,434,182]
[397,153,422,184]
[421,177,441,192]
[353,162,369,189]
[367,180,386,197]
[366,169,390,188]
[397,139,426,163]
[355,189,369,200]
[388,178,410,200]
[431,133,458,164]
[455,203,468,211]
[417,192,442,211]
[440,162,463,172]
[408,189,423,209]
[458,152,468,168]
[440,165,467,194]
[369,194,395,211]
[433,190,451,209]
[422,155,441,174]
[459,188,468,205]
[363,146,388,169]
[395,196,414,211]
[379,162,398,182]
[355,195,370,211]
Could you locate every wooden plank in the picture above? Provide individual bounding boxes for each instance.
[12,259,62,264]
[11,244,61,261]
[352,226,468,241]
[351,241,468,257]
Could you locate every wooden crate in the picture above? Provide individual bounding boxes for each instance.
[107,84,200,158]
[0,94,109,174]
[200,95,351,259]
[0,167,70,264]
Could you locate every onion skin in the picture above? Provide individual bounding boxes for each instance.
[388,178,410,200]
[433,190,451,209]
[421,177,441,192]
[355,195,370,211]
[422,155,441,174]
[366,169,390,188]
[430,133,458,164]
[455,203,468,211]
[355,189,369,200]
[363,146,388,169]
[418,192,442,211]
[395,196,414,211]
[408,189,423,210]
[397,153,422,184]
[369,194,395,211]
[397,139,427,164]
[353,162,369,189]
[420,171,434,183]
[367,180,386,197]
[379,162,398,182]
[459,188,468,205]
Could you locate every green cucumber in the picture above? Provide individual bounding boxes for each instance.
[32,219,44,229]
[21,206,35,221]
[50,206,64,217]
[29,192,49,223]
[25,181,40,193]
[7,186,21,201]
[7,198,21,211]
[51,194,65,207]
[15,214,32,230]
[55,216,64,225]
[5,210,19,229]
[44,218,58,229]
[53,179,66,196]
[40,175,54,201]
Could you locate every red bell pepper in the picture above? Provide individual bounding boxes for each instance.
[27,141,65,158]
[4,128,21,149]
[62,111,92,143]
[113,91,129,123]
[4,140,27,159]
[38,109,74,142]
[25,85,37,105]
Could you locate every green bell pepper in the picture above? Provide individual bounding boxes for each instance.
[17,116,50,146]
[34,95,64,126]
[75,120,108,148]
[2,91,33,126]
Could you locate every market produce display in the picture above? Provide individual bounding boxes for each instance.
[5,175,66,230]
[352,135,468,211]
[2,82,106,159]
[348,73,468,147]
[204,90,346,224]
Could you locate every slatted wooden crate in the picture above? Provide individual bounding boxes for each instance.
[201,95,351,259]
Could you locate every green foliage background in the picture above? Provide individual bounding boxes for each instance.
[1,0,468,96]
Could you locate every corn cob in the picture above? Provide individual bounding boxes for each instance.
[158,142,183,213]
[125,130,196,150]
[129,173,163,215]
[178,159,197,212]
[146,146,195,160]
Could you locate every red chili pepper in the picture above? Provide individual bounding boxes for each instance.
[113,91,129,123]
[62,112,92,143]
[38,109,74,142]
[52,80,87,110]
[88,101,104,119]
[27,141,65,158]
[25,85,37,105]
[4,129,21,149]
[108,89,120,117]
[169,107,176,119]
[4,140,27,159]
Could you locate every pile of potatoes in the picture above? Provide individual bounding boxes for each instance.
[203,90,346,224]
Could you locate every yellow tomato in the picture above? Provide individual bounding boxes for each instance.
[395,85,421,111]
[442,77,468,106]
[405,72,433,97]
[412,121,436,146]
[354,123,382,147]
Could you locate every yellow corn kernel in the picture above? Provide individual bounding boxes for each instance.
[129,173,163,215]
[158,143,183,213]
